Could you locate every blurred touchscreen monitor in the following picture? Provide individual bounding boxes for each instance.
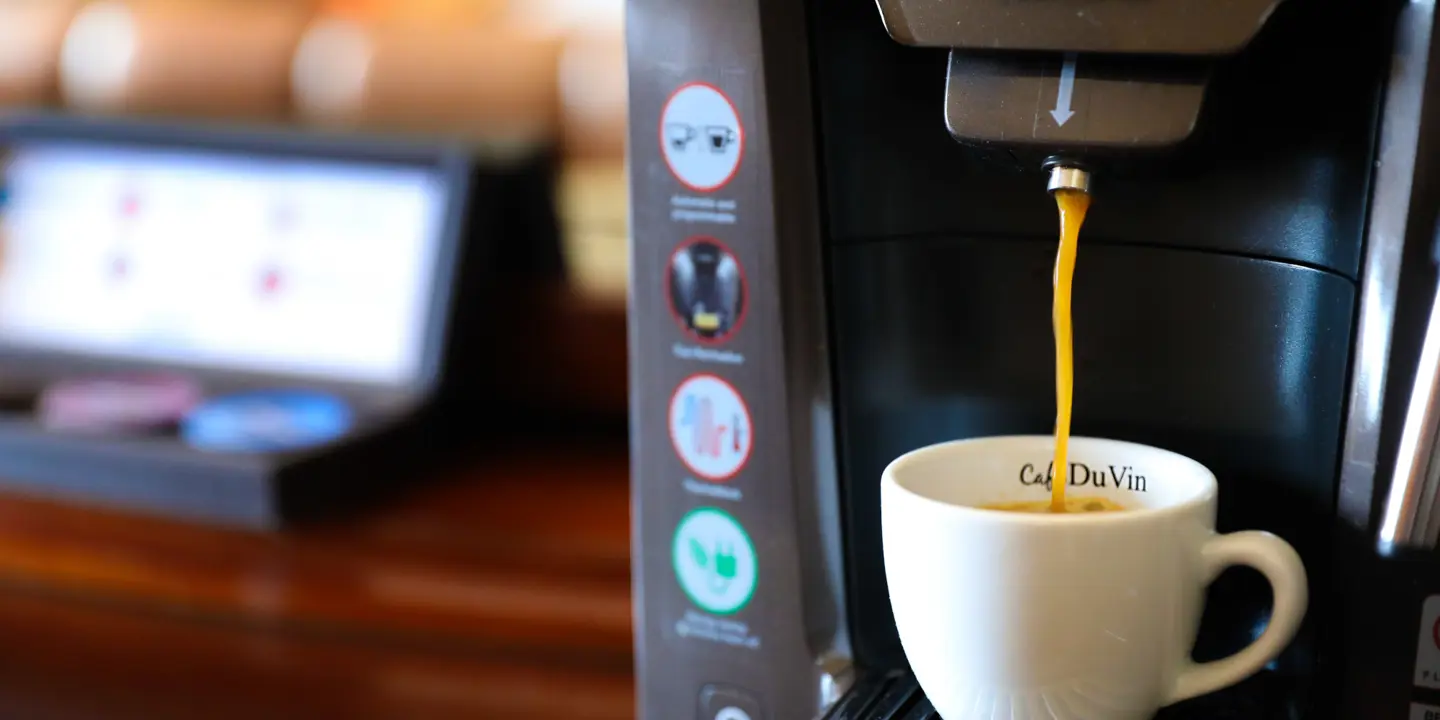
[0,141,452,388]
[0,116,490,528]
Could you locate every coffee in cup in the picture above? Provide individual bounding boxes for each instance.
[981,496,1125,513]
[882,435,1307,720]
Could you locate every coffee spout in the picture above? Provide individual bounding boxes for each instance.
[1046,163,1092,195]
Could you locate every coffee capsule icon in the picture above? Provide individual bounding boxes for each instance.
[669,238,747,344]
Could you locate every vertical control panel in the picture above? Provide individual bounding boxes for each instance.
[627,0,846,718]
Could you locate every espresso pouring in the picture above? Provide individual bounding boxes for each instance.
[983,173,1121,515]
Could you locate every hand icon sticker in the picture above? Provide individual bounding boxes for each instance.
[673,508,756,615]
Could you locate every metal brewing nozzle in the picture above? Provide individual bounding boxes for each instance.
[1047,165,1091,195]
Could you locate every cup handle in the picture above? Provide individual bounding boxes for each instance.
[1164,531,1309,705]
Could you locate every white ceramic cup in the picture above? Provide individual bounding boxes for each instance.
[881,435,1307,720]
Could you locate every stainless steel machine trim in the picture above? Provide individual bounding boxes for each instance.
[1381,281,1440,549]
[770,20,854,718]
[759,0,852,703]
[777,69,854,720]
[1339,0,1435,533]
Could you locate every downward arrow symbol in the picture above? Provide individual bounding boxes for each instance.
[1051,53,1077,127]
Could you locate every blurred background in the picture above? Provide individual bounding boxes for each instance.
[0,0,628,300]
[0,0,633,717]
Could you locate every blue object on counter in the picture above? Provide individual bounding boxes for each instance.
[182,390,353,453]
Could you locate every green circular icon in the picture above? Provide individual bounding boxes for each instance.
[671,507,757,615]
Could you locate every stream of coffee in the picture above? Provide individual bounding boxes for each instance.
[1050,188,1090,513]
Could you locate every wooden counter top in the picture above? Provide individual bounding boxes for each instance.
[0,437,634,719]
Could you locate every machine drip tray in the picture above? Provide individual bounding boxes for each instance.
[822,669,1292,719]
[823,671,930,719]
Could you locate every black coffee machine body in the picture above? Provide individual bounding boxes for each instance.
[627,0,1440,717]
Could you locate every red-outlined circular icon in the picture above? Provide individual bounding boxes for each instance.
[667,236,748,346]
[668,373,752,482]
[659,82,744,193]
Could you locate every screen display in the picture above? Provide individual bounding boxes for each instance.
[0,141,450,386]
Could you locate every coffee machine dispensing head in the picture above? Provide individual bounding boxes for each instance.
[876,0,1291,170]
[875,0,1285,54]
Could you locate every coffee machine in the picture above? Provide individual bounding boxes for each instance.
[626,0,1440,717]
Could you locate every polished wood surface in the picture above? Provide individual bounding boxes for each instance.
[0,437,634,719]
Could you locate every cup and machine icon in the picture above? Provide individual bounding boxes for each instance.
[628,0,1440,718]
[666,123,738,155]
[0,112,555,528]
[659,83,745,193]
